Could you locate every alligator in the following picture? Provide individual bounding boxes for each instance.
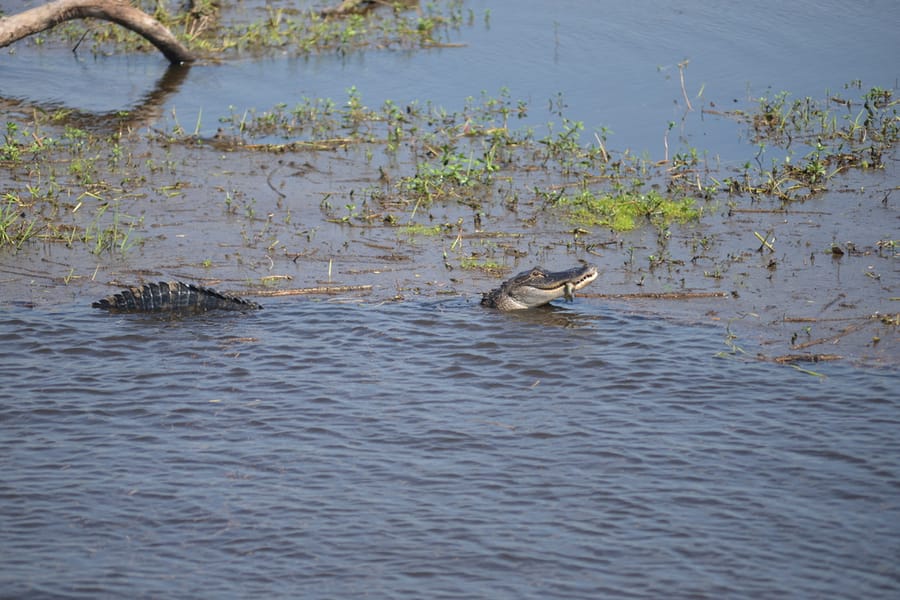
[92,264,598,313]
[92,281,262,313]
[481,264,598,310]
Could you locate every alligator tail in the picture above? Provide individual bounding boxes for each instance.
[92,281,262,313]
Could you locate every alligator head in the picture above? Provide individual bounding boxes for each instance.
[481,264,598,310]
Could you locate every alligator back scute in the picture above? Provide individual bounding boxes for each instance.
[92,281,262,313]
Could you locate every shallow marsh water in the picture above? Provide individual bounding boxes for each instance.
[3,0,900,156]
[1,0,899,597]
[2,299,899,598]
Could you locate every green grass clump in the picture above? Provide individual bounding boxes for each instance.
[0,194,38,250]
[556,189,700,232]
[400,148,499,204]
[400,223,448,236]
[459,257,502,271]
[722,83,900,202]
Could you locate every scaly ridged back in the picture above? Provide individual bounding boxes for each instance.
[92,281,262,313]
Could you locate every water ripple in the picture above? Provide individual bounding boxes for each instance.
[0,299,898,598]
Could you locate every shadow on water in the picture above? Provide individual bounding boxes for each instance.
[481,303,607,330]
[1,62,191,131]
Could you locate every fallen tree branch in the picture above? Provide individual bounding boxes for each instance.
[0,0,194,64]
[771,353,843,364]
[791,320,870,350]
[251,285,373,297]
[581,290,730,301]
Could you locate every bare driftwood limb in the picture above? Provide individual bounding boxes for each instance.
[0,0,194,64]
[581,291,730,301]
[251,285,374,297]
[771,353,843,364]
[791,320,870,350]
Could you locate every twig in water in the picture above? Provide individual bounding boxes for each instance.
[754,230,775,252]
[791,320,869,350]
[678,60,693,112]
[266,165,286,199]
[593,132,609,163]
[72,28,90,55]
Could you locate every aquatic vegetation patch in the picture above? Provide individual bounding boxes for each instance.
[400,146,500,204]
[0,194,39,250]
[745,85,897,153]
[554,189,700,232]
[3,78,897,302]
[156,81,899,241]
[715,83,900,202]
[400,223,452,237]
[0,113,148,256]
[458,257,503,272]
